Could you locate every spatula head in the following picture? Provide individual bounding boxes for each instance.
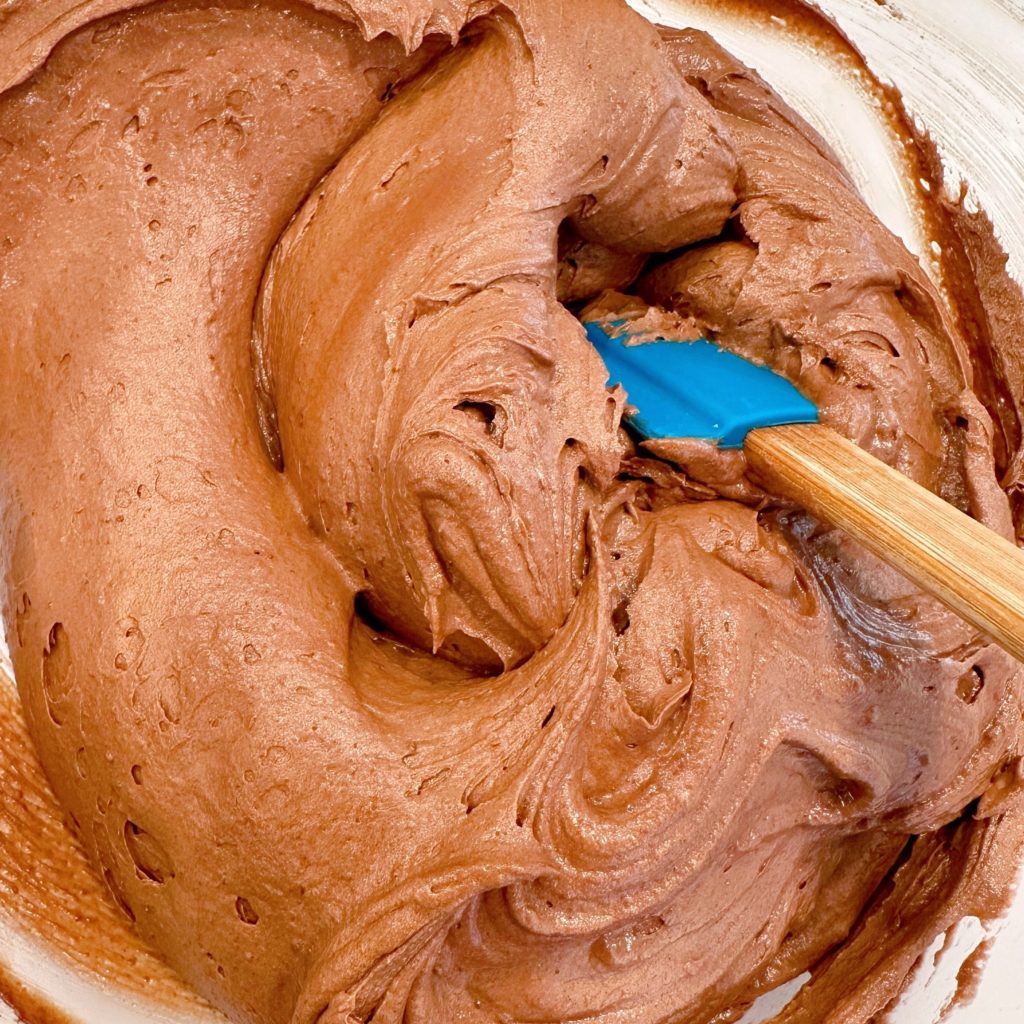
[584,320,819,448]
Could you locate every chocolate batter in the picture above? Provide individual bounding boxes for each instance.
[0,1,1022,1023]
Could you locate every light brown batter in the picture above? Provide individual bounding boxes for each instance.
[0,2,1022,1023]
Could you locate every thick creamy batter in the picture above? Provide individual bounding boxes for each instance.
[1,2,1023,1023]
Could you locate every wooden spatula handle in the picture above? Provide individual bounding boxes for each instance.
[745,423,1024,664]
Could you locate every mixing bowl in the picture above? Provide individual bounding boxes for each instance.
[2,0,1022,1020]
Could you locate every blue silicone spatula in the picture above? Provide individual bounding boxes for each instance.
[585,319,1024,664]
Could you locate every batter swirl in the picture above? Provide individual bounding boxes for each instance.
[0,2,1022,1023]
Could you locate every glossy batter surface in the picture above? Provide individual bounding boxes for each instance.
[0,2,1022,1023]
